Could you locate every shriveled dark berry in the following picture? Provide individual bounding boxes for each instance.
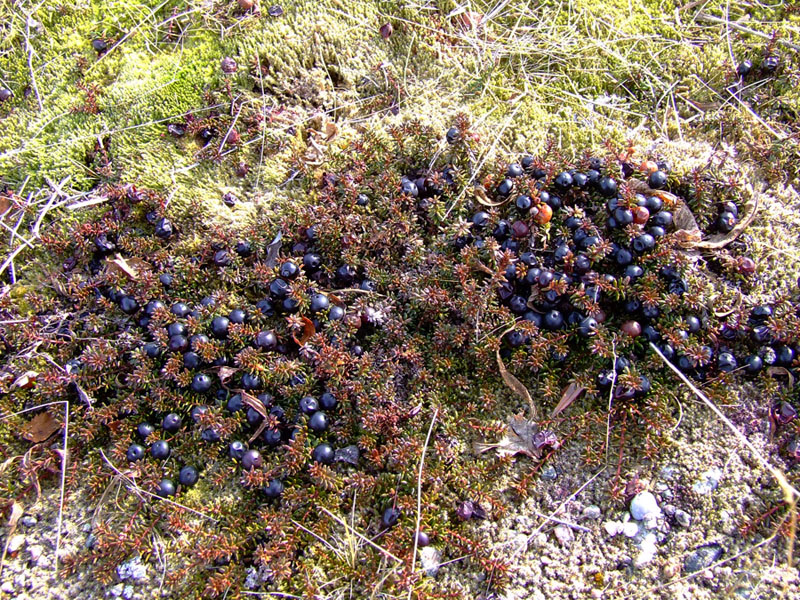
[264,479,284,498]
[213,250,231,267]
[381,507,400,528]
[773,402,797,425]
[737,59,752,77]
[154,217,173,239]
[762,55,779,73]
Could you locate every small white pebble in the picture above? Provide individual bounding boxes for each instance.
[622,522,640,538]
[7,534,25,554]
[630,491,661,521]
[604,521,622,536]
[635,533,658,567]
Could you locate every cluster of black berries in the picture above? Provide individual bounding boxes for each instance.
[713,200,740,234]
[103,218,390,501]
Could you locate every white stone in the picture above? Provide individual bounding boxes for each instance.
[117,556,147,583]
[553,525,574,547]
[693,468,722,495]
[1,582,14,594]
[604,521,622,536]
[28,544,43,562]
[419,546,442,577]
[7,534,25,553]
[630,491,661,521]
[635,533,658,567]
[622,522,640,538]
[675,509,691,528]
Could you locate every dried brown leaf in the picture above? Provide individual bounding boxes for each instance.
[12,371,37,389]
[217,366,238,384]
[768,367,795,389]
[551,383,586,417]
[22,412,60,443]
[473,185,508,207]
[106,253,144,280]
[473,414,545,458]
[292,316,316,346]
[497,330,538,419]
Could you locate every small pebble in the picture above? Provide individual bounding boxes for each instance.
[635,532,658,567]
[604,521,623,536]
[419,546,442,577]
[693,468,722,495]
[8,533,25,554]
[540,465,558,480]
[21,515,37,527]
[27,544,43,562]
[1,582,14,594]
[675,509,692,528]
[622,522,639,538]
[684,543,723,573]
[582,505,602,520]
[630,491,661,520]
[553,524,574,547]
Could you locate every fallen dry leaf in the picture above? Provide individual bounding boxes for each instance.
[551,383,586,417]
[473,414,558,458]
[217,366,238,384]
[628,178,759,250]
[22,411,60,443]
[264,232,283,269]
[768,366,795,389]
[292,316,316,346]
[474,185,508,207]
[106,253,145,280]
[12,371,38,389]
[497,330,538,419]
